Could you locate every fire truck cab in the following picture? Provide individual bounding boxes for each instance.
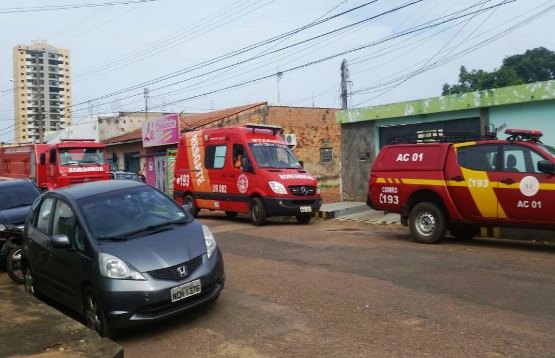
[0,139,110,190]
[173,124,322,225]
[368,129,555,243]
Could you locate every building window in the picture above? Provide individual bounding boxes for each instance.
[320,148,333,164]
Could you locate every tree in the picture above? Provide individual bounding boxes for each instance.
[442,47,555,95]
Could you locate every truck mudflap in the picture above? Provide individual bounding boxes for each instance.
[262,197,322,217]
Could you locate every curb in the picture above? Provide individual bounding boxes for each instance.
[0,283,123,358]
[317,203,369,220]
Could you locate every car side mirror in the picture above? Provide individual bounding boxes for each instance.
[537,160,555,175]
[51,234,72,249]
[241,157,254,173]
[298,160,304,169]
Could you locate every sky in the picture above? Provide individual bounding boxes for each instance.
[1,0,554,143]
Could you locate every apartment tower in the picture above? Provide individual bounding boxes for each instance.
[13,41,71,144]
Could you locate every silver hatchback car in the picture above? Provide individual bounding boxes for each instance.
[22,180,225,337]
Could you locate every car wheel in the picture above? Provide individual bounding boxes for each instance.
[184,195,200,218]
[225,211,238,219]
[83,287,114,338]
[409,202,446,244]
[296,214,311,224]
[449,224,479,241]
[7,246,24,284]
[23,264,38,297]
[250,197,267,226]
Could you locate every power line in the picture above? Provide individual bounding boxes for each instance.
[72,0,384,105]
[58,0,513,117]
[74,0,276,81]
[0,0,160,14]
[352,1,554,106]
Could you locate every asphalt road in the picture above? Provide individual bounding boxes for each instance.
[116,214,555,357]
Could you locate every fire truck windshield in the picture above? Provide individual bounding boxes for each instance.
[59,148,106,165]
[249,143,301,169]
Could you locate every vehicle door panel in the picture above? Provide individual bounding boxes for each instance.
[493,144,554,224]
[445,144,500,222]
[223,143,251,213]
[26,197,56,297]
[47,200,91,309]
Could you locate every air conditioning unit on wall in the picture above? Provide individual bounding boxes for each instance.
[284,133,297,148]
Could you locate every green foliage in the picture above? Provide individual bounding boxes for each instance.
[442,47,555,95]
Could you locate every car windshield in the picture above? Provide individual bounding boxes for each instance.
[78,186,192,240]
[59,147,106,165]
[249,143,301,169]
[539,144,555,158]
[0,184,40,210]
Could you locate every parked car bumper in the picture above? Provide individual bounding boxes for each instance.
[262,196,322,217]
[98,249,225,329]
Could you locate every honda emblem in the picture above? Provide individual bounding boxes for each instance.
[176,265,187,277]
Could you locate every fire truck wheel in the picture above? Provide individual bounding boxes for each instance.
[296,214,311,224]
[250,197,267,226]
[225,211,238,218]
[409,202,446,244]
[448,224,479,241]
[184,195,200,218]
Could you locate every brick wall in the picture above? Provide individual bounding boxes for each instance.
[203,104,341,184]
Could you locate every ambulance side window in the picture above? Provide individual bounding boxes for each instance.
[204,145,227,169]
[457,145,498,172]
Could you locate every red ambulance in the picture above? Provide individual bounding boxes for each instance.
[173,124,322,225]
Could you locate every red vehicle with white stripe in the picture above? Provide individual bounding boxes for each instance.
[367,129,555,243]
[173,124,322,225]
[0,139,110,191]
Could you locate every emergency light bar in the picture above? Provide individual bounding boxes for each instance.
[244,123,283,135]
[505,129,543,143]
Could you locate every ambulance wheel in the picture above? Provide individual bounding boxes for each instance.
[449,224,479,241]
[409,202,446,244]
[225,211,238,218]
[250,197,267,226]
[184,195,200,218]
[296,214,311,224]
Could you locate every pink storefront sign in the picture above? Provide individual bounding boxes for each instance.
[142,114,180,147]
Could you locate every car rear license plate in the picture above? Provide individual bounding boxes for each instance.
[300,206,312,213]
[171,279,201,302]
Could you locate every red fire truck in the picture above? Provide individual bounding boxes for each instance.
[0,139,110,190]
[173,124,322,225]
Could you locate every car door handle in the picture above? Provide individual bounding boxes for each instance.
[501,178,515,185]
[230,174,236,178]
[450,175,464,182]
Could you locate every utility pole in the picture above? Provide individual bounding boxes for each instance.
[144,87,149,121]
[340,59,350,110]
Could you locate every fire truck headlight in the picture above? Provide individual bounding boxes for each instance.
[269,181,288,194]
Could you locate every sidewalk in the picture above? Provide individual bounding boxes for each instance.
[318,202,399,224]
[0,274,123,358]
